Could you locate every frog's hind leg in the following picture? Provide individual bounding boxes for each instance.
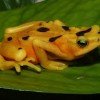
[5,21,38,34]
[0,55,21,73]
[33,44,67,71]
[33,39,73,60]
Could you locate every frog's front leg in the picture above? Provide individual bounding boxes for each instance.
[33,41,67,70]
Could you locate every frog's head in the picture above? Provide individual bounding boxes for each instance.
[52,25,100,60]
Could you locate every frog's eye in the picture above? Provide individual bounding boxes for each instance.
[22,36,30,40]
[7,37,13,41]
[77,39,89,48]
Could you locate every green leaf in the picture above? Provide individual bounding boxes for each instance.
[0,0,100,94]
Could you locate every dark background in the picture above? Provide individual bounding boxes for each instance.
[0,88,99,99]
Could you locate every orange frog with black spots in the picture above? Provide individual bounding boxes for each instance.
[0,20,100,73]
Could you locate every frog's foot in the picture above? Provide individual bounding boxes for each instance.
[18,61,41,72]
[45,61,67,70]
[33,45,67,71]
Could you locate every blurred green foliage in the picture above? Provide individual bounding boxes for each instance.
[0,0,43,11]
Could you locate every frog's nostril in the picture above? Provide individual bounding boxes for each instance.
[18,48,22,50]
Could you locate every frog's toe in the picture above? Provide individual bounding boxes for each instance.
[46,61,67,70]
[19,61,41,72]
